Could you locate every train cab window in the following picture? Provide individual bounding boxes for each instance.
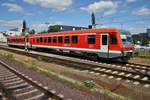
[58,36,63,43]
[48,37,51,43]
[53,37,57,43]
[72,36,78,44]
[102,35,108,45]
[88,35,95,44]
[40,37,43,42]
[44,37,47,43]
[64,36,70,44]
[110,34,117,44]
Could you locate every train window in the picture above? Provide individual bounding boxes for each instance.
[102,35,108,45]
[44,37,47,43]
[40,37,43,42]
[53,37,57,43]
[58,36,63,43]
[36,38,39,43]
[48,37,51,43]
[64,36,70,43]
[88,35,95,44]
[110,34,117,44]
[21,39,23,42]
[72,36,78,44]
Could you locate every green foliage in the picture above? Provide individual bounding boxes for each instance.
[29,29,35,34]
[141,40,149,46]
[134,50,150,58]
[83,80,95,89]
[48,25,60,32]
[40,30,48,34]
[134,51,139,56]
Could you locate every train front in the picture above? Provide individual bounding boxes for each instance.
[119,30,134,60]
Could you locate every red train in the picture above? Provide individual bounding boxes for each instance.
[7,28,134,61]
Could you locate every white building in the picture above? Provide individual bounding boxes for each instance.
[0,32,7,43]
[6,28,22,36]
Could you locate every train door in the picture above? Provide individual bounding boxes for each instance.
[101,33,109,57]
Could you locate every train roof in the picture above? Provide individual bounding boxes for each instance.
[8,28,128,38]
[32,28,119,36]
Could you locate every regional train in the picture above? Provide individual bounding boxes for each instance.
[7,28,134,61]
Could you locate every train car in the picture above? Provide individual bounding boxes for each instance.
[7,28,134,60]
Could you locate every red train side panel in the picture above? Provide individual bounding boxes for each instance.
[7,28,134,59]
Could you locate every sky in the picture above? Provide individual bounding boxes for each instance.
[0,0,150,34]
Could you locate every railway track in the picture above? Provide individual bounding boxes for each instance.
[0,60,65,100]
[0,46,150,89]
[80,60,150,86]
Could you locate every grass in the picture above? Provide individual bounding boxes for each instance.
[134,50,150,58]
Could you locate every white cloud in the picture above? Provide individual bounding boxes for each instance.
[126,0,136,3]
[0,20,22,28]
[80,1,118,15]
[23,0,73,11]
[2,3,24,13]
[32,23,48,31]
[52,21,64,25]
[31,21,65,32]
[128,21,146,34]
[104,9,116,16]
[134,7,150,15]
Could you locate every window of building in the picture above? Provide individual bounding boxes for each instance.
[53,36,57,43]
[72,36,78,44]
[44,37,47,43]
[48,37,51,43]
[60,27,63,30]
[110,34,117,44]
[64,36,70,43]
[58,36,63,43]
[73,28,75,31]
[88,35,95,44]
[102,35,108,45]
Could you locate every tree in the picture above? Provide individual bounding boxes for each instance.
[141,39,149,46]
[29,29,35,34]
[40,30,47,34]
[48,25,60,32]
[3,32,8,36]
